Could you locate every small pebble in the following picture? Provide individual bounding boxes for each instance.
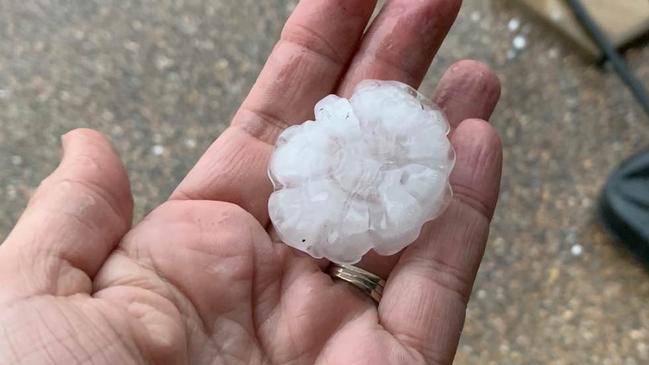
[124,41,140,52]
[215,58,229,70]
[508,18,520,32]
[470,11,481,22]
[151,145,165,156]
[184,138,197,149]
[101,110,115,121]
[571,244,583,257]
[638,342,649,359]
[513,35,527,50]
[10,155,22,166]
[6,185,16,200]
[155,54,174,71]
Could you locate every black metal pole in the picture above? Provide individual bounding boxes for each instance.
[565,0,649,118]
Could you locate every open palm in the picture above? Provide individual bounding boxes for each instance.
[0,1,502,364]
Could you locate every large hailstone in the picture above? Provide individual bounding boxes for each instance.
[268,80,455,264]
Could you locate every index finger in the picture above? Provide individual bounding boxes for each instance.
[338,0,462,96]
[172,0,378,222]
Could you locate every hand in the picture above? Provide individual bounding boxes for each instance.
[0,1,502,364]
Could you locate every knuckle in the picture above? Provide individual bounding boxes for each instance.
[150,200,262,251]
[409,255,473,305]
[66,153,103,175]
[157,199,254,228]
[452,184,494,220]
[281,22,345,65]
[450,60,501,94]
[52,177,114,211]
[33,176,129,232]
[36,154,132,220]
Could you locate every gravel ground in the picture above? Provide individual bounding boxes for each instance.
[1,0,649,363]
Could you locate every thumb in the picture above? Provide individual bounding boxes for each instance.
[0,129,133,303]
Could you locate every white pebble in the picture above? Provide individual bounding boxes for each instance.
[124,41,140,52]
[151,145,165,156]
[6,185,16,200]
[10,155,22,166]
[571,244,583,257]
[215,58,229,70]
[101,110,115,121]
[184,138,197,149]
[508,18,520,32]
[470,11,481,22]
[155,54,173,70]
[513,35,527,50]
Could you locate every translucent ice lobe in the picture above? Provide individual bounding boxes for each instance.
[315,95,358,127]
[268,80,455,264]
[352,81,452,170]
[270,121,349,188]
[269,180,347,251]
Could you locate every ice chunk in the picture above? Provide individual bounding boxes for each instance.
[268,80,455,264]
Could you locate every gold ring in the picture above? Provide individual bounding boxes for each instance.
[327,263,386,303]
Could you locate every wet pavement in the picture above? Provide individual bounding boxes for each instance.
[1,1,649,363]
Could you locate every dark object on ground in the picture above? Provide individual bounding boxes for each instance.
[599,149,649,267]
[565,0,649,116]
[567,0,649,267]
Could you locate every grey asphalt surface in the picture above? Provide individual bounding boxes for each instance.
[1,1,649,363]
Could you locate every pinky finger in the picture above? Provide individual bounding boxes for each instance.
[379,119,503,364]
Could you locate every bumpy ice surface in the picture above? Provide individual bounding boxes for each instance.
[268,80,455,264]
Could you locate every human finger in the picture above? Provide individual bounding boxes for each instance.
[338,0,463,96]
[379,119,502,364]
[172,0,379,222]
[433,59,501,127]
[356,61,501,277]
[0,129,133,302]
